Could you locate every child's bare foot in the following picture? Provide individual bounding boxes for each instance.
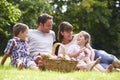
[16,59,24,70]
[89,57,101,71]
[114,68,120,72]
[113,59,120,68]
[106,64,113,72]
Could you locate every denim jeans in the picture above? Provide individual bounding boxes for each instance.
[94,49,115,69]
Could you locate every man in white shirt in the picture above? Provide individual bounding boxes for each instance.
[28,13,55,68]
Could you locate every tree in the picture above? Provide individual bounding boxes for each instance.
[0,0,21,55]
[8,0,53,28]
[107,0,120,55]
[51,0,120,56]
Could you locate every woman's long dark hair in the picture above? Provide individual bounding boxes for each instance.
[57,21,73,42]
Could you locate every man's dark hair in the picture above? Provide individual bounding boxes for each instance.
[38,13,53,25]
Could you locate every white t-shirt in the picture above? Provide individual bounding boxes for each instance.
[58,34,91,60]
[28,29,55,57]
[58,35,79,57]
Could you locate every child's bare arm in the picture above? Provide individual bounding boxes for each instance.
[68,48,85,58]
[0,54,9,65]
[86,43,95,61]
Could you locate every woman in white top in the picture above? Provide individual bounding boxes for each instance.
[57,21,103,71]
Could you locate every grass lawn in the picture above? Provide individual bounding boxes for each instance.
[0,57,120,80]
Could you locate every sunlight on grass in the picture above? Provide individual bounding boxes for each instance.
[0,57,120,80]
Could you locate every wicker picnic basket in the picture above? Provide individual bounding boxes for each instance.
[42,43,78,72]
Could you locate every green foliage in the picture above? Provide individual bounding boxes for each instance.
[51,0,120,56]
[8,0,53,28]
[51,0,82,33]
[107,8,120,55]
[0,0,21,30]
[0,28,10,55]
[0,0,21,55]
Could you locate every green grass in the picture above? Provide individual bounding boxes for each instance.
[0,57,120,80]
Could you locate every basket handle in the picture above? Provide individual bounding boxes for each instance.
[52,43,66,59]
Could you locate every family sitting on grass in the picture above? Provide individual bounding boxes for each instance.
[1,13,120,72]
